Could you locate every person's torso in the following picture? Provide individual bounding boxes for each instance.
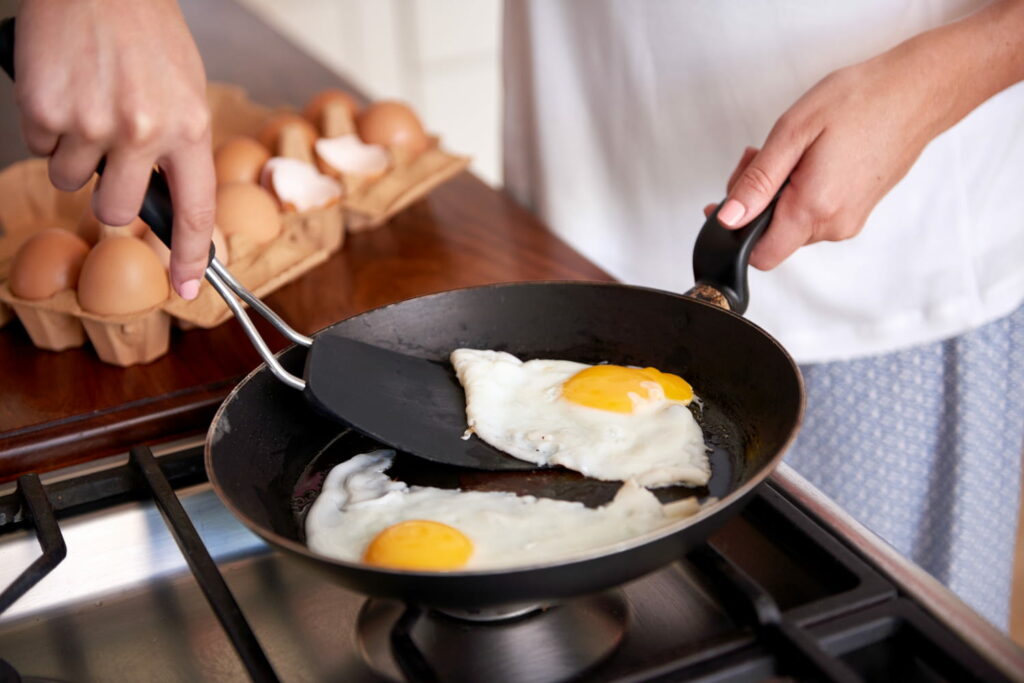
[503,0,1024,363]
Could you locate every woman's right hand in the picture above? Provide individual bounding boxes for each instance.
[15,0,215,299]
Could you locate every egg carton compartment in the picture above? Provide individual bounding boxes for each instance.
[0,286,85,351]
[341,139,470,231]
[163,202,341,329]
[0,282,170,365]
[0,160,95,332]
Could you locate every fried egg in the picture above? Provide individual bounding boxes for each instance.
[451,349,709,488]
[305,450,701,571]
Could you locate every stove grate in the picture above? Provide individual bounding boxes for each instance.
[689,544,860,682]
[128,446,280,683]
[0,474,65,615]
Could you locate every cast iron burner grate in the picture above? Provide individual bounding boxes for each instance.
[0,444,1015,682]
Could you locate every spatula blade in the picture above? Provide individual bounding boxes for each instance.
[303,334,538,471]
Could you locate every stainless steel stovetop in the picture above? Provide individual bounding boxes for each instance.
[0,437,1021,682]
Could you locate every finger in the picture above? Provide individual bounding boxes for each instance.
[746,185,812,270]
[91,150,154,226]
[47,136,106,191]
[702,147,757,220]
[726,146,759,193]
[14,82,68,156]
[19,119,60,157]
[160,139,216,299]
[717,120,816,229]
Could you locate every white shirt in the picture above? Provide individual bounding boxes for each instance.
[502,0,1024,364]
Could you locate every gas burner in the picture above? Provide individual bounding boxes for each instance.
[356,592,628,682]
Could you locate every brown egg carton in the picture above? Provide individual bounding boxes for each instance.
[0,283,170,365]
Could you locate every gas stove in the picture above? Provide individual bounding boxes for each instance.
[0,437,1021,682]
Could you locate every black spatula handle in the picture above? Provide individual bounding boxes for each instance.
[691,188,784,315]
[0,16,212,264]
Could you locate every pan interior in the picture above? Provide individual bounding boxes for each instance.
[209,282,801,552]
[286,405,737,543]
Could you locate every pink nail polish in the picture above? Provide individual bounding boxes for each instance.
[717,198,746,227]
[179,279,201,300]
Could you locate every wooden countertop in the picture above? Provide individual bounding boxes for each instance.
[0,0,610,482]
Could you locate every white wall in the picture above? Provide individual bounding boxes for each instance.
[235,0,503,186]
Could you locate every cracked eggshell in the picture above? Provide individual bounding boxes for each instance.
[260,157,343,213]
[258,113,318,155]
[314,134,390,179]
[214,136,271,185]
[304,89,360,132]
[77,236,170,316]
[76,205,147,245]
[215,183,282,246]
[355,101,428,155]
[9,228,90,300]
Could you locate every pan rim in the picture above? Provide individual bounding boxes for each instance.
[205,280,806,577]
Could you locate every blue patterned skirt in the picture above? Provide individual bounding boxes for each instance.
[784,302,1024,629]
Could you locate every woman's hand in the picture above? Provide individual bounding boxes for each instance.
[15,0,214,299]
[711,0,1024,271]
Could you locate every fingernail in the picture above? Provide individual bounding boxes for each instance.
[179,279,201,300]
[717,198,746,227]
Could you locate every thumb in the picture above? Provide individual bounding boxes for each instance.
[717,126,805,229]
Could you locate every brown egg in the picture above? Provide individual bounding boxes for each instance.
[214,136,272,185]
[9,228,90,300]
[356,101,429,154]
[143,226,230,269]
[258,113,318,154]
[304,89,360,130]
[215,183,282,245]
[77,205,148,245]
[78,236,169,315]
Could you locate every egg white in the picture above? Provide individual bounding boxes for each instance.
[305,451,701,570]
[450,349,710,488]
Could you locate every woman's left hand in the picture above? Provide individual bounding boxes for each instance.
[710,0,1024,271]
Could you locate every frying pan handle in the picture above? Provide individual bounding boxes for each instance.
[0,17,13,78]
[690,187,785,315]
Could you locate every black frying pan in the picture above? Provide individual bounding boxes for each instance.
[206,274,803,610]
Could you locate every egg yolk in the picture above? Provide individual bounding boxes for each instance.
[363,520,473,570]
[561,365,693,413]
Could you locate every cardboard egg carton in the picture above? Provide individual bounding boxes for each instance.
[0,83,467,365]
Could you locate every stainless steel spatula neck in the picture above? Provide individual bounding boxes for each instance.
[204,258,312,391]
